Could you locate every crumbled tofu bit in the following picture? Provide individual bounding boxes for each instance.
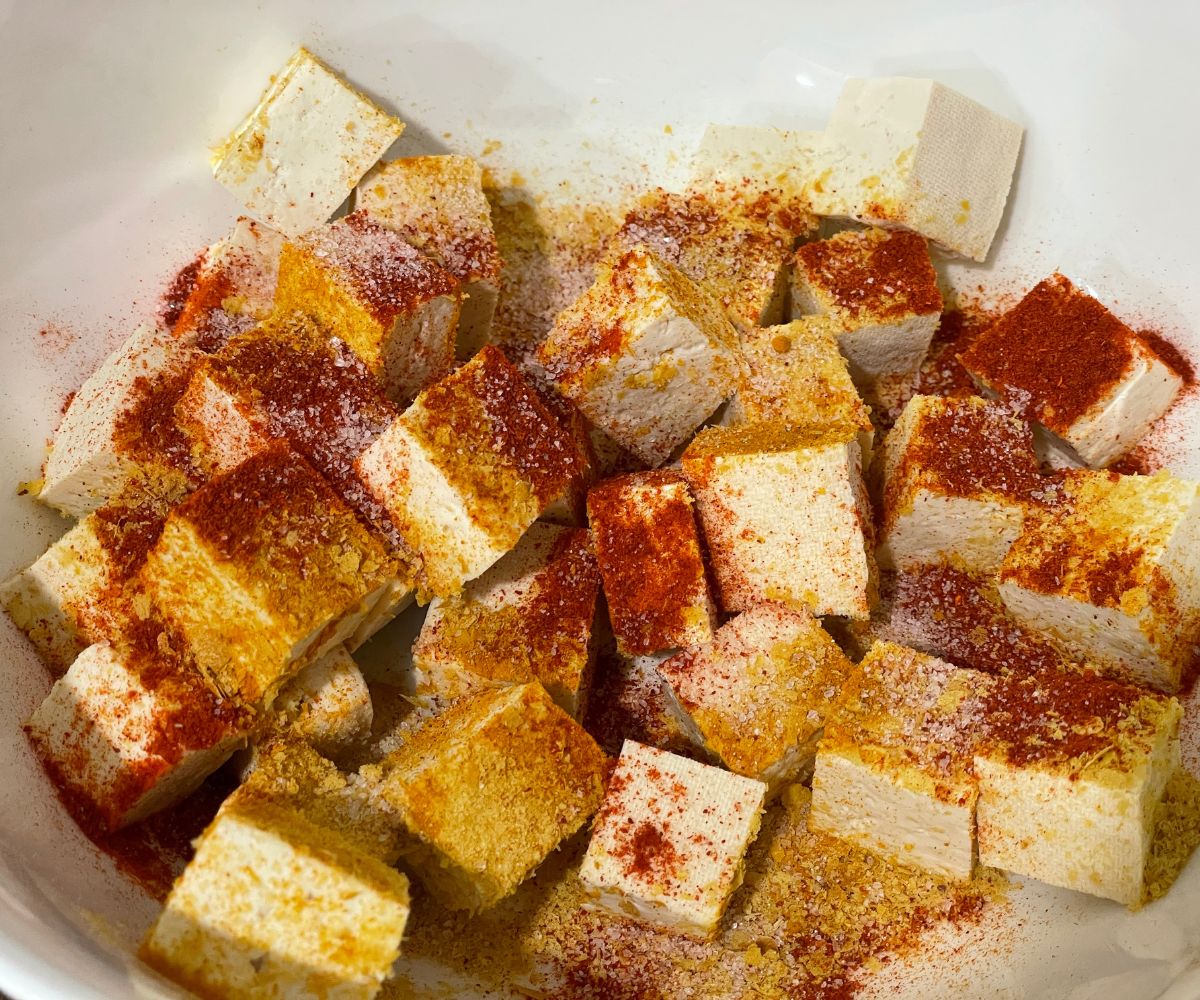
[141,795,410,1000]
[356,154,501,359]
[140,443,396,706]
[681,422,876,619]
[658,604,852,795]
[411,522,600,716]
[537,245,744,468]
[808,77,1023,261]
[958,274,1183,468]
[998,468,1200,693]
[39,323,200,518]
[267,646,373,756]
[579,739,767,938]
[876,394,1049,573]
[211,47,405,239]
[355,345,587,597]
[274,210,462,405]
[587,470,716,655]
[811,641,993,880]
[974,669,1181,906]
[374,681,607,911]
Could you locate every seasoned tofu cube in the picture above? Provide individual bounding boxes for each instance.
[411,522,600,716]
[268,646,373,757]
[681,423,876,618]
[579,740,767,938]
[974,670,1181,906]
[876,394,1050,572]
[530,376,599,526]
[141,796,410,1000]
[791,227,942,407]
[355,346,586,596]
[658,604,851,795]
[275,210,461,405]
[357,155,502,358]
[537,245,744,467]
[958,275,1183,468]
[140,443,397,705]
[211,47,405,239]
[25,635,251,831]
[39,324,199,517]
[810,641,993,880]
[173,216,284,352]
[373,681,606,910]
[998,469,1200,692]
[809,77,1023,261]
[583,645,694,758]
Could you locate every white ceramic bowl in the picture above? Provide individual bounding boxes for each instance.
[3,2,1200,997]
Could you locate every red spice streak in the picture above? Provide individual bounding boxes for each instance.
[160,253,206,330]
[1139,328,1197,386]
[622,821,681,878]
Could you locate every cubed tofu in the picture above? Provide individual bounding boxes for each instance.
[689,124,823,197]
[25,634,251,831]
[587,470,716,655]
[173,216,284,352]
[140,443,397,705]
[355,346,586,596]
[808,77,1023,261]
[537,245,744,467]
[958,275,1183,468]
[579,739,767,938]
[583,645,694,758]
[141,796,410,1000]
[411,522,600,716]
[373,681,606,911]
[268,646,373,757]
[974,670,1181,906]
[681,423,875,618]
[658,604,851,796]
[357,155,502,358]
[530,376,599,526]
[791,227,942,407]
[275,210,461,405]
[810,641,993,880]
[39,324,199,517]
[211,47,405,239]
[997,469,1200,692]
[876,394,1050,572]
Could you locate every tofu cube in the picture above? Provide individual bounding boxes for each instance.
[537,245,744,467]
[810,641,993,880]
[681,423,876,618]
[211,47,405,239]
[974,670,1181,906]
[579,739,767,938]
[809,77,1023,261]
[998,469,1200,692]
[355,346,586,596]
[876,394,1049,572]
[357,155,502,358]
[658,604,852,795]
[584,645,694,758]
[587,470,716,655]
[689,124,823,198]
[141,796,410,1000]
[374,681,607,910]
[39,323,199,517]
[411,522,600,716]
[140,443,397,705]
[25,636,251,831]
[958,274,1183,468]
[275,210,461,405]
[268,646,373,757]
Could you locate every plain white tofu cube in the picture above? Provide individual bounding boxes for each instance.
[809,77,1023,261]
[141,796,410,1000]
[211,47,405,239]
[579,740,766,938]
[537,245,744,467]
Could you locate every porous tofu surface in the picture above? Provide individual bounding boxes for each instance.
[211,47,405,238]
[658,604,851,794]
[538,245,743,467]
[141,796,410,1000]
[579,740,767,937]
[958,274,1183,467]
[587,470,715,655]
[375,682,607,910]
